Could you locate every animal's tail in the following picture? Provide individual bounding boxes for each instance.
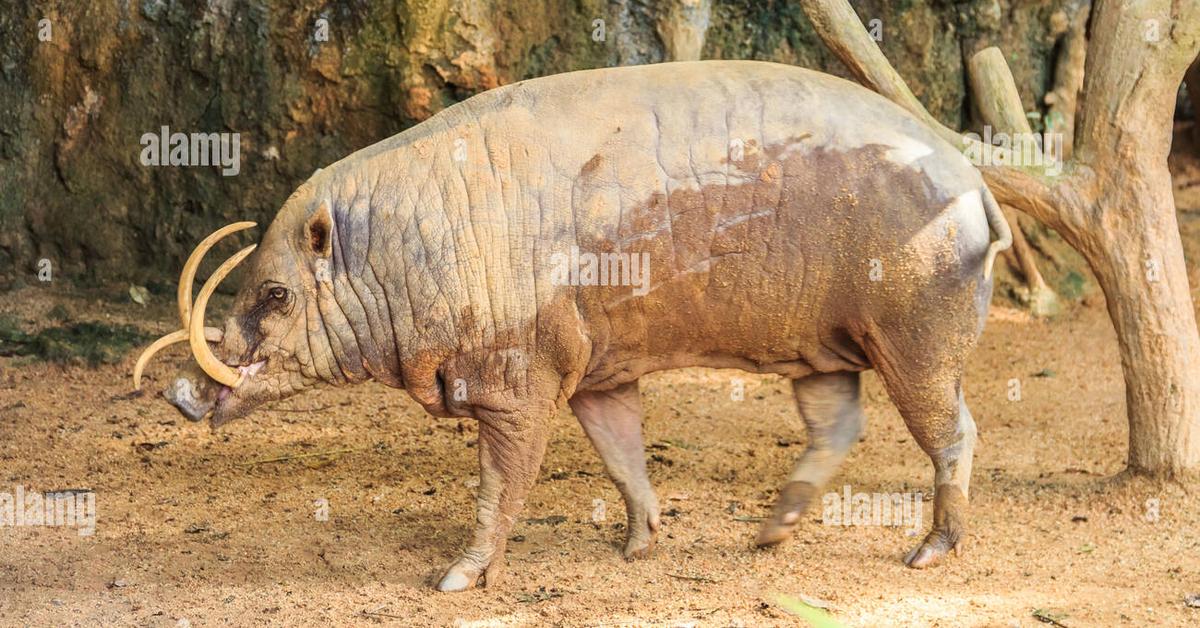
[980,185,1012,280]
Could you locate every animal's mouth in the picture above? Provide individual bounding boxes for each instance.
[210,359,267,428]
[215,361,264,401]
[130,222,315,430]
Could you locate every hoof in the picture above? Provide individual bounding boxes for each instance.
[904,484,967,569]
[903,532,957,569]
[755,480,818,547]
[624,543,654,560]
[622,513,659,560]
[436,568,477,592]
[436,556,498,592]
[755,521,794,547]
[623,535,656,560]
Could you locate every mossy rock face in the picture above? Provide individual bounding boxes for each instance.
[0,316,150,367]
[0,0,1077,293]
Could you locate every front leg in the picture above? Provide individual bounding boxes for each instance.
[568,381,660,559]
[437,408,550,592]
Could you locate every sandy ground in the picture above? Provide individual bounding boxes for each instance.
[1,127,1199,627]
[1,282,1198,627]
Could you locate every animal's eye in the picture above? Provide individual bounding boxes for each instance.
[269,287,288,300]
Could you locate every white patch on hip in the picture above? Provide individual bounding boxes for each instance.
[903,188,989,277]
[947,188,989,245]
[881,135,934,166]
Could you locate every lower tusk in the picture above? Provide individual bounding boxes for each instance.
[132,327,223,390]
[177,221,257,329]
[189,244,257,388]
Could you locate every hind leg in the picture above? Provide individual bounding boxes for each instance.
[757,371,865,546]
[902,388,976,568]
[569,381,660,559]
[874,365,977,568]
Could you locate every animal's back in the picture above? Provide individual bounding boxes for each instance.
[311,60,994,391]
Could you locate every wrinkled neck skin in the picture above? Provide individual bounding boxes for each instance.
[305,174,405,391]
[198,178,411,426]
[201,156,474,426]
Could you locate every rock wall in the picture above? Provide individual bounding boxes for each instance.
[0,0,1075,288]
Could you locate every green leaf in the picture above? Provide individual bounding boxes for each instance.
[776,594,844,628]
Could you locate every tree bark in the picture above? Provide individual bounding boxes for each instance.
[1068,1,1200,476]
[1085,177,1200,474]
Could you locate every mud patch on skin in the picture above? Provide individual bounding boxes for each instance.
[572,141,988,390]
[580,153,604,177]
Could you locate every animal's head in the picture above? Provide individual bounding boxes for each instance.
[133,184,349,428]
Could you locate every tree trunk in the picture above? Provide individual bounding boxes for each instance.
[1068,1,1200,477]
[975,2,1200,477]
[1084,176,1200,475]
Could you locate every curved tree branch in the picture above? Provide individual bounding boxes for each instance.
[799,0,960,146]
[800,0,1077,234]
[966,47,1060,314]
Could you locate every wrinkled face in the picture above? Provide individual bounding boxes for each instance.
[203,217,315,427]
[137,184,340,428]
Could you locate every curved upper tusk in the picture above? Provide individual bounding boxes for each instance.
[189,244,257,388]
[132,327,224,390]
[177,222,257,329]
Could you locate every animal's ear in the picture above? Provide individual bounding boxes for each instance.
[304,202,333,258]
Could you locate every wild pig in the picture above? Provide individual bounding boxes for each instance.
[134,61,1011,591]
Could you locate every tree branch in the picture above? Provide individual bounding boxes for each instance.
[966,47,1060,314]
[799,0,1074,233]
[977,165,1086,239]
[798,0,961,146]
[968,48,1037,138]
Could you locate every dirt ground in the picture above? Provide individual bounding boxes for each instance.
[2,138,1200,627]
[3,289,1200,628]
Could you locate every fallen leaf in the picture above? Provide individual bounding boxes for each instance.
[1033,608,1070,627]
[129,285,150,306]
[776,594,844,628]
